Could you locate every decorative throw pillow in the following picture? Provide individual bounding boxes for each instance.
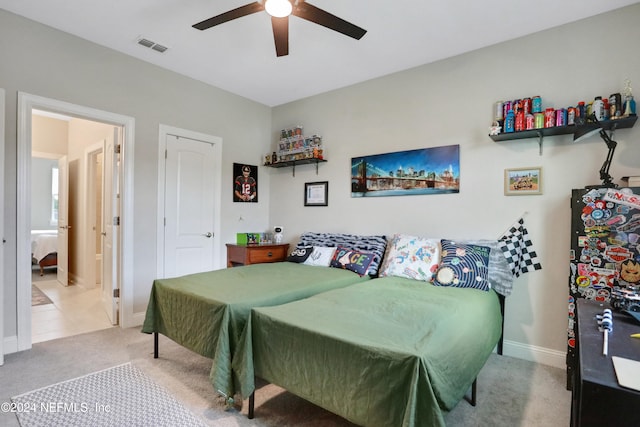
[296,232,387,276]
[462,239,514,297]
[303,246,336,267]
[380,234,440,282]
[287,246,314,263]
[329,246,375,276]
[434,240,491,291]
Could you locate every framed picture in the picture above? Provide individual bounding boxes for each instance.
[351,145,460,198]
[504,167,542,196]
[233,163,258,202]
[304,181,328,206]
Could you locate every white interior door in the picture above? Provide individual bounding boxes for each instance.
[56,156,69,286]
[101,128,119,325]
[164,135,216,278]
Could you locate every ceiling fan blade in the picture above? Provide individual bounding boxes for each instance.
[272,16,289,57]
[193,2,264,30]
[293,2,366,40]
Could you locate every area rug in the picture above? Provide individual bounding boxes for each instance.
[31,284,53,306]
[11,363,208,427]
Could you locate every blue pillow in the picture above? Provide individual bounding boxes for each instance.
[434,240,491,291]
[330,246,375,276]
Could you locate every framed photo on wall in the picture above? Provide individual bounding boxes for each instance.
[504,167,542,196]
[350,145,460,198]
[304,181,328,206]
[233,163,258,202]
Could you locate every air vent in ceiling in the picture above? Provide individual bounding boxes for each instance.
[136,37,169,53]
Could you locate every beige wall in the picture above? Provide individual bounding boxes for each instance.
[269,4,640,365]
[32,115,68,156]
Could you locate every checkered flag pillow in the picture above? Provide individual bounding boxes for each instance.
[499,218,542,277]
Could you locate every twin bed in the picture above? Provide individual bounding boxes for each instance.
[142,232,513,426]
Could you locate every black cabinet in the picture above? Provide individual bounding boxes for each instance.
[571,299,640,427]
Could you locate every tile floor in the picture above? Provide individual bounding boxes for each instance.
[32,276,114,343]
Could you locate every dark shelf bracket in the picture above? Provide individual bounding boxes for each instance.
[536,131,543,155]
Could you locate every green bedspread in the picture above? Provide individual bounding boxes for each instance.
[141,262,369,397]
[237,276,502,427]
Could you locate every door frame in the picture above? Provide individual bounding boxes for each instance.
[83,141,105,290]
[0,88,5,365]
[156,125,223,278]
[16,92,136,351]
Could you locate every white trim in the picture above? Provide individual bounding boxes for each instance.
[16,92,136,353]
[502,339,566,369]
[83,141,104,290]
[0,88,5,365]
[156,125,223,280]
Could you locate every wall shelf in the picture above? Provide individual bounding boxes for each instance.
[265,158,326,177]
[489,115,637,155]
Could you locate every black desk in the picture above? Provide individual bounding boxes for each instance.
[571,299,640,427]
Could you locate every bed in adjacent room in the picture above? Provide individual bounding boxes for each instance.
[31,230,58,275]
[236,236,513,427]
[142,232,388,399]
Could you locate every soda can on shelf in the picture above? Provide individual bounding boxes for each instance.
[567,107,576,125]
[544,108,556,128]
[515,111,525,131]
[556,108,566,127]
[513,99,522,114]
[502,100,513,119]
[532,96,542,113]
[495,101,504,120]
[525,113,535,130]
[534,112,544,129]
[522,98,532,115]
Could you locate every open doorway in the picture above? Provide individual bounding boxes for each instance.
[30,111,117,343]
[16,93,135,352]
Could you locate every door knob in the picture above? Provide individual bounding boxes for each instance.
[203,232,213,238]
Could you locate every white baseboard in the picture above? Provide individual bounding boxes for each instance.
[124,311,146,329]
[502,339,566,369]
[2,335,18,355]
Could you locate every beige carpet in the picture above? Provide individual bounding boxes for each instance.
[0,327,571,426]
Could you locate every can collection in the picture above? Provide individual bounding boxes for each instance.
[492,92,637,135]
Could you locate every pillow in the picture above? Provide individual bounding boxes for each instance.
[462,239,514,297]
[287,246,314,263]
[380,234,440,282]
[303,246,336,267]
[434,240,491,291]
[329,246,375,276]
[296,232,387,276]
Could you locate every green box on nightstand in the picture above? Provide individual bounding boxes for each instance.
[236,233,260,245]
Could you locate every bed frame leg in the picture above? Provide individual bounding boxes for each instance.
[248,392,255,419]
[154,332,159,359]
[498,294,505,356]
[464,378,477,407]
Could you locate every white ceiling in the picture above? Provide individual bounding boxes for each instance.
[1,1,638,106]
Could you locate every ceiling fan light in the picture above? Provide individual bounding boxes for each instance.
[265,0,292,18]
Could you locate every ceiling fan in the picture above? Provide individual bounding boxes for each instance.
[193,0,367,57]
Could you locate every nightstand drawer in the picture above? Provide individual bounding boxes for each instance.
[248,245,288,264]
[226,243,290,267]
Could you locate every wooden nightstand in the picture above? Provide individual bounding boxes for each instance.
[226,243,289,267]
